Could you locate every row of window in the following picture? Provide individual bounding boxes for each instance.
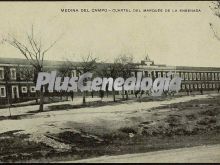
[181,83,220,89]
[0,67,80,80]
[1,67,220,82]
[1,82,219,97]
[134,71,220,81]
[0,68,17,80]
[0,86,36,98]
[179,72,220,81]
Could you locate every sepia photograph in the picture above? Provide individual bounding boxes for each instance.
[0,1,220,163]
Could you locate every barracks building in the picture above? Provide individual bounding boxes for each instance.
[0,56,220,104]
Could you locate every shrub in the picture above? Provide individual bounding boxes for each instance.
[118,127,137,134]
[197,117,217,125]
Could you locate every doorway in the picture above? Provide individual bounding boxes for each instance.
[11,85,19,99]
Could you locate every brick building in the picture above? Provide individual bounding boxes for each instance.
[0,56,220,104]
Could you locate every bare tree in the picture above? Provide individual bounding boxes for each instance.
[57,62,73,101]
[19,65,34,98]
[108,62,122,102]
[3,67,12,117]
[71,54,98,104]
[210,1,220,41]
[210,1,220,92]
[3,25,61,111]
[114,54,136,100]
[95,63,111,98]
[82,54,98,104]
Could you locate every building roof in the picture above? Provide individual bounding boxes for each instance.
[1,57,220,71]
[175,66,220,71]
[0,57,78,67]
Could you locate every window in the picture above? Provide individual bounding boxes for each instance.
[185,73,188,80]
[213,84,216,89]
[202,84,205,89]
[0,86,6,97]
[212,73,215,80]
[21,86,28,93]
[201,73,204,80]
[10,68,16,80]
[204,73,208,80]
[163,72,166,77]
[206,84,209,89]
[152,71,156,77]
[209,84,213,89]
[181,73,184,80]
[71,70,77,77]
[190,84,193,89]
[198,84,201,88]
[181,84,185,89]
[0,68,4,80]
[208,73,211,80]
[142,71,145,77]
[189,73,192,80]
[194,84,197,89]
[197,73,200,80]
[30,86,36,93]
[193,73,197,80]
[158,72,161,77]
[215,73,218,80]
[20,73,25,80]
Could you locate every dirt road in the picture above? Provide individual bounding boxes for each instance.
[66,144,220,163]
[1,93,220,162]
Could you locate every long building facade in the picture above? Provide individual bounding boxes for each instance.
[0,56,220,104]
[137,56,220,92]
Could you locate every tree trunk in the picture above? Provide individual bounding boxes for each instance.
[71,92,74,101]
[122,86,125,99]
[125,91,128,100]
[106,89,109,98]
[83,91,86,104]
[35,91,38,103]
[106,85,109,98]
[39,88,44,112]
[6,82,11,117]
[66,92,68,100]
[60,92,62,101]
[27,83,30,97]
[113,89,116,102]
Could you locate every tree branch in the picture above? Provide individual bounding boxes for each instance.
[210,23,220,41]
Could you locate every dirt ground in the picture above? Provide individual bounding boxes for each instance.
[68,144,220,163]
[0,93,220,162]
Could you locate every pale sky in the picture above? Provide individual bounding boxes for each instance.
[0,1,220,67]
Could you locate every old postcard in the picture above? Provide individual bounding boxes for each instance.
[0,1,220,163]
